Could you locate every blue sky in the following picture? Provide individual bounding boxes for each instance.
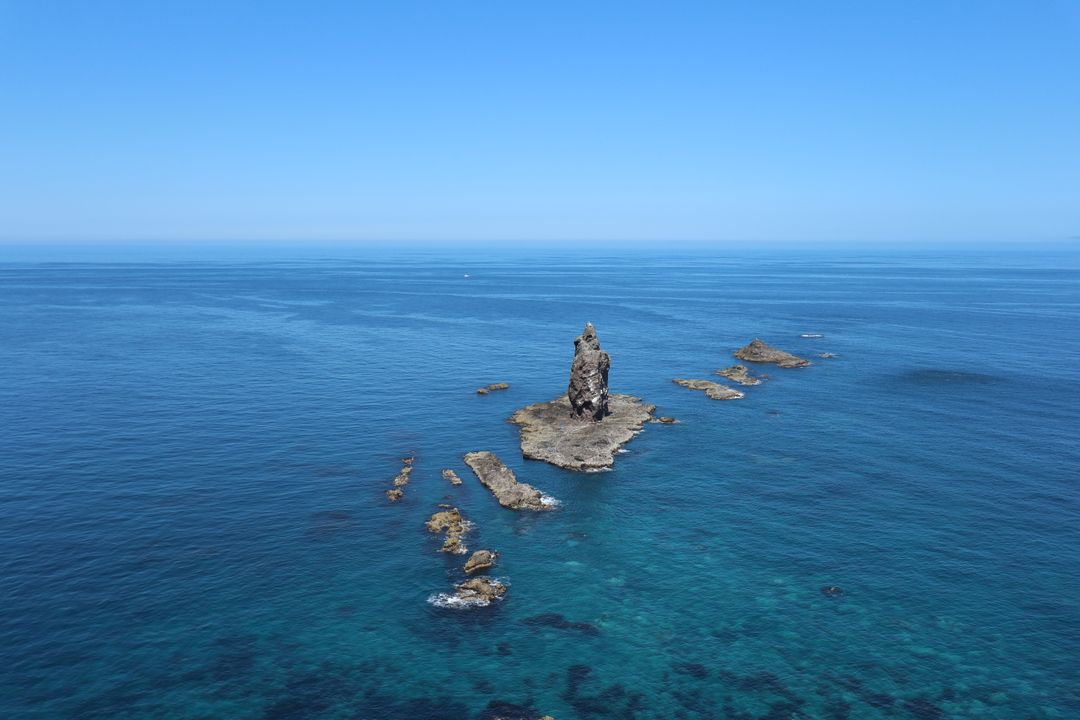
[1,1,1078,245]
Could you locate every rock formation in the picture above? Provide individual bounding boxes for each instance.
[672,378,745,400]
[508,322,654,471]
[454,576,507,604]
[464,451,556,510]
[464,549,498,574]
[476,382,510,395]
[441,469,463,485]
[429,576,509,608]
[385,453,415,501]
[567,323,610,420]
[716,364,763,386]
[426,506,471,554]
[734,339,809,368]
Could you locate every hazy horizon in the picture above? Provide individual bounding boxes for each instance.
[2,2,1079,245]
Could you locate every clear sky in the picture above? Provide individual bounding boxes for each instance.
[1,1,1078,245]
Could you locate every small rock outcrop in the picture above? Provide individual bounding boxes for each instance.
[426,507,471,554]
[441,468,463,486]
[385,453,415,501]
[734,339,810,368]
[567,323,610,421]
[464,549,498,574]
[464,451,556,510]
[716,364,763,386]
[477,382,510,395]
[455,576,507,604]
[652,416,678,424]
[429,576,509,608]
[673,379,745,400]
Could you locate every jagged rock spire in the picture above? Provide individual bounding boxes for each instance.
[567,322,610,421]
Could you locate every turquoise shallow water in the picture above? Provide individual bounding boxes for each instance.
[1,249,1079,719]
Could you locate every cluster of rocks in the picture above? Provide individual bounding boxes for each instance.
[464,451,557,510]
[674,339,810,402]
[384,453,415,502]
[476,382,510,395]
[441,468,463,486]
[425,505,472,554]
[424,475,506,606]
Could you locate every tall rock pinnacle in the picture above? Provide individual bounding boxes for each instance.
[567,322,610,421]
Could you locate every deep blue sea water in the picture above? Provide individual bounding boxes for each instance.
[1,247,1078,720]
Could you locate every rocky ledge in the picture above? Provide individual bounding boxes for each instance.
[734,338,809,368]
[476,382,510,395]
[426,506,471,554]
[511,394,655,471]
[464,451,557,511]
[715,364,763,386]
[672,378,745,400]
[464,549,498,574]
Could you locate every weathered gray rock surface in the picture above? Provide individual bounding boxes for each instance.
[464,549,498,574]
[441,468,463,486]
[511,394,655,471]
[476,382,510,395]
[734,339,809,368]
[567,323,610,420]
[673,378,746,400]
[464,451,556,510]
[716,364,763,386]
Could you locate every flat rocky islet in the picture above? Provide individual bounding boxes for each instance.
[734,338,810,368]
[476,382,510,395]
[441,468,463,486]
[672,378,745,400]
[716,363,764,386]
[464,451,556,511]
[510,323,655,472]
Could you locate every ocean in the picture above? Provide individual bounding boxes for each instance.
[1,247,1078,719]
